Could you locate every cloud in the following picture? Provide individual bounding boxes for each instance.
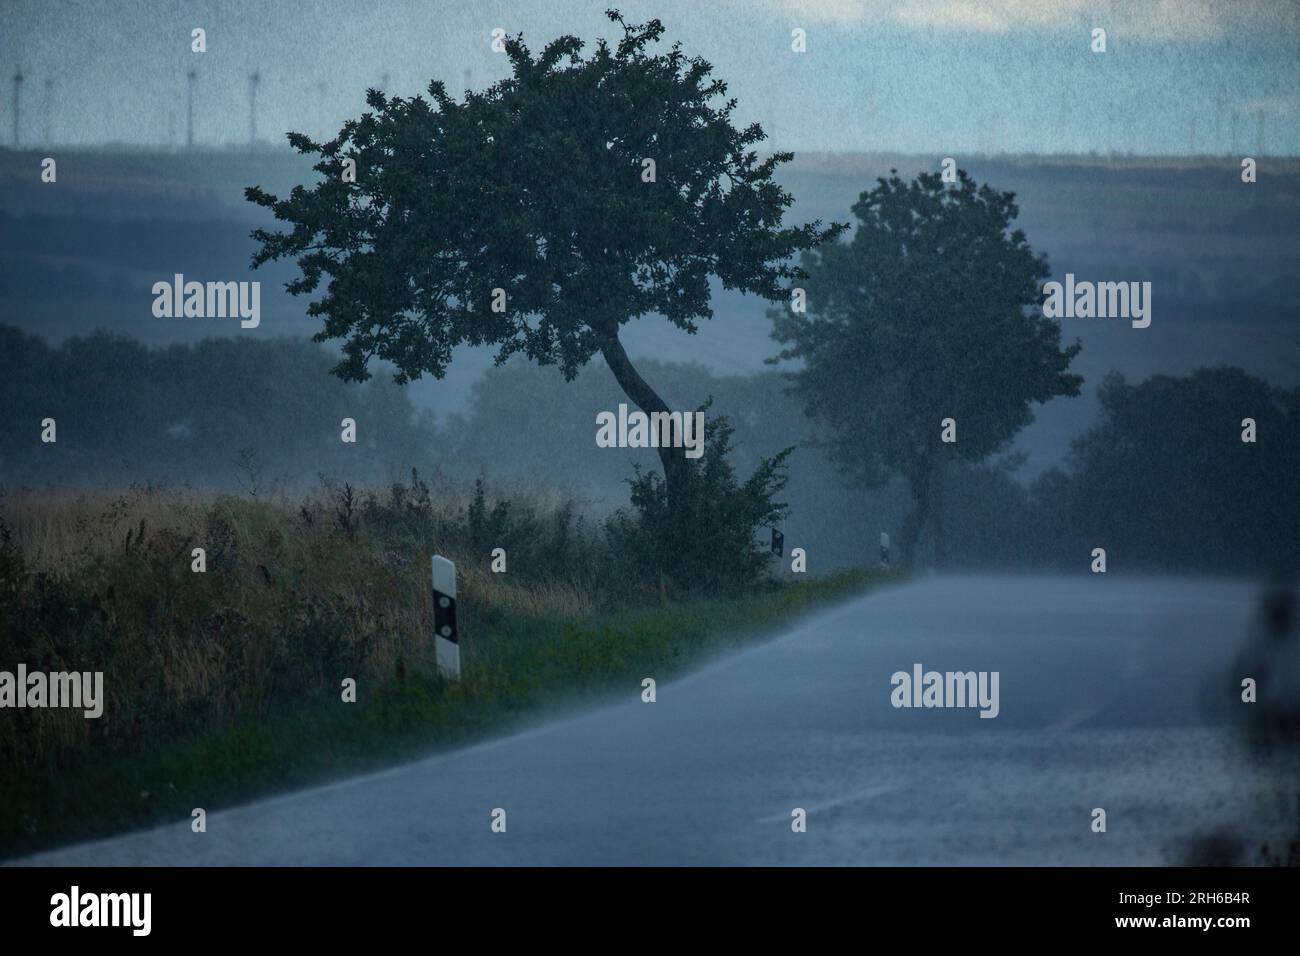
[891,0,1092,34]
[761,0,876,23]
[762,0,1300,41]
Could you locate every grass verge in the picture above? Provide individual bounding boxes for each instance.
[1,564,895,860]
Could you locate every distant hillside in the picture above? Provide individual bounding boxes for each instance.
[1,147,1297,476]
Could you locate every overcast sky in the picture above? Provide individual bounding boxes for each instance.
[2,0,1298,154]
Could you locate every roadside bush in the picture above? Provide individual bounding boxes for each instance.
[605,410,791,596]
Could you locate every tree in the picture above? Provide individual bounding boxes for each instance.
[1034,367,1300,573]
[245,10,842,513]
[771,168,1081,567]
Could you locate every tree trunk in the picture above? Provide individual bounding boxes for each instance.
[898,477,931,569]
[598,331,690,504]
[931,463,947,570]
[900,463,945,570]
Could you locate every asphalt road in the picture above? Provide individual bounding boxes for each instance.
[15,574,1298,866]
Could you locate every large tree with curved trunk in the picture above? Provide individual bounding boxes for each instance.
[246,11,842,510]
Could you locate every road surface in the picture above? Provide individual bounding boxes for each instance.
[15,574,1297,866]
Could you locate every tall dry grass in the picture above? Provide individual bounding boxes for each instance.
[0,475,612,770]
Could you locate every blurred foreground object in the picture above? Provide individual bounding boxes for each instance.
[1234,573,1299,749]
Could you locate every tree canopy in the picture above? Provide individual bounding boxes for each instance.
[1039,367,1300,572]
[246,10,842,388]
[771,168,1082,563]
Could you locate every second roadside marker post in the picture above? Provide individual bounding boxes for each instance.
[432,555,460,680]
[771,525,786,579]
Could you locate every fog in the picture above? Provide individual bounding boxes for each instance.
[1,1,1296,870]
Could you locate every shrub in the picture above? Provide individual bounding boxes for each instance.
[605,408,792,596]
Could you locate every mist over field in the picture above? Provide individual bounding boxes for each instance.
[0,0,1296,875]
[3,149,1297,572]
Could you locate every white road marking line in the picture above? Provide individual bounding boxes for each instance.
[757,784,898,823]
[1047,708,1095,731]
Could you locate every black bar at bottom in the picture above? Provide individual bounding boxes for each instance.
[0,866,1292,942]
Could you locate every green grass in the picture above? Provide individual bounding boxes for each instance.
[0,566,895,860]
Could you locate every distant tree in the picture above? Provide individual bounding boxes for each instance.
[245,11,842,517]
[1035,367,1300,573]
[0,327,436,488]
[771,169,1081,567]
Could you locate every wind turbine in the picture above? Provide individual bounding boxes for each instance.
[11,67,23,147]
[1059,77,1071,156]
[43,77,52,145]
[1213,96,1224,156]
[315,80,329,138]
[249,69,261,144]
[186,68,197,150]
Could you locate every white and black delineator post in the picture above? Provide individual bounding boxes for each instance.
[880,531,891,566]
[432,555,460,679]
